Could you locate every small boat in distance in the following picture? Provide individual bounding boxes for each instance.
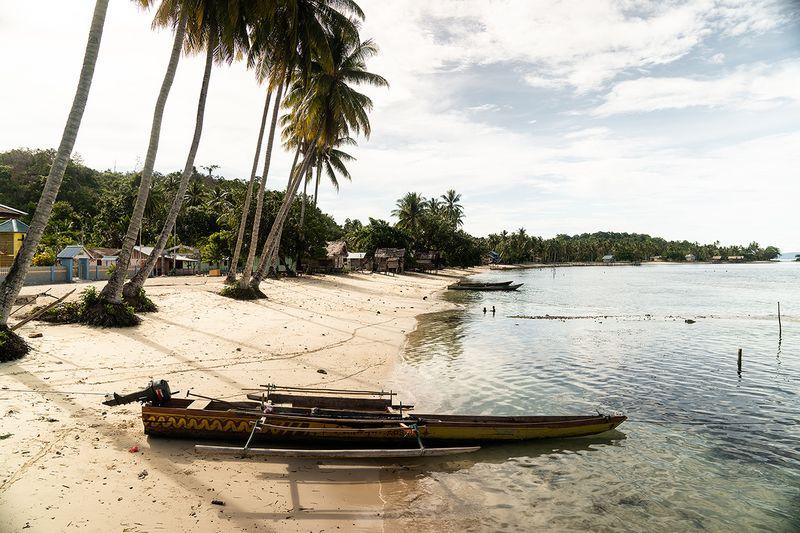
[448,280,523,291]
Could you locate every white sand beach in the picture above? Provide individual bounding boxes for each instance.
[0,270,475,532]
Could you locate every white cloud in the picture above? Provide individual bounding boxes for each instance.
[710,52,726,64]
[593,60,800,115]
[362,0,785,92]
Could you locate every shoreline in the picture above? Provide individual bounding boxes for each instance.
[0,269,476,532]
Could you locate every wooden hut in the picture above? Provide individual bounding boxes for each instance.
[374,248,405,274]
[345,252,368,271]
[0,219,29,267]
[414,251,439,272]
[326,241,348,271]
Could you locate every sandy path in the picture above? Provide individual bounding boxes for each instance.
[0,269,473,532]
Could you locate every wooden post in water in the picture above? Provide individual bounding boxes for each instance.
[737,348,742,374]
[777,302,782,338]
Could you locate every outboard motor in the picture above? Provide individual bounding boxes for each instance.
[103,379,172,407]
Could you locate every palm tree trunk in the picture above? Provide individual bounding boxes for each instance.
[296,168,310,270]
[225,89,271,284]
[99,14,186,303]
[239,82,285,289]
[250,144,308,284]
[250,143,318,287]
[313,160,321,207]
[123,39,213,299]
[0,0,109,326]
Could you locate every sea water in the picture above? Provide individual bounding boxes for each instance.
[384,263,799,532]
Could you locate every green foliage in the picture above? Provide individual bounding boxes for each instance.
[200,230,234,264]
[219,284,266,300]
[29,287,140,327]
[122,288,157,313]
[31,250,56,266]
[0,325,29,361]
[484,231,782,264]
[349,218,411,259]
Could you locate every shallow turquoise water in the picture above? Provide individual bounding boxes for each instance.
[387,263,799,531]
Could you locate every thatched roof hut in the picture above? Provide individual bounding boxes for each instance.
[374,248,405,274]
[325,240,348,269]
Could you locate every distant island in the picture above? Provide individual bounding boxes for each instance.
[1,148,782,268]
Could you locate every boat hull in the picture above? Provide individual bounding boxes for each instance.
[141,402,625,444]
[448,282,523,291]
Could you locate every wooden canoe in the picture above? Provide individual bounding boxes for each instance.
[448,282,523,291]
[141,399,625,443]
[455,280,513,287]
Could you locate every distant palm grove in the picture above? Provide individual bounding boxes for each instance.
[2,147,781,269]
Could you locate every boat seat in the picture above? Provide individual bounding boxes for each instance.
[187,399,211,410]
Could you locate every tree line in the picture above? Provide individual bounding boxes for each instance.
[0,0,385,358]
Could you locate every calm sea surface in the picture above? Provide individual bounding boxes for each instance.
[385,263,799,532]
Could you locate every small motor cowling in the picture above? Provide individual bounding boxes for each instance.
[103,379,172,407]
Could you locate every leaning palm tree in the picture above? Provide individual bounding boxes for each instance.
[249,31,387,288]
[96,0,195,313]
[121,0,252,305]
[0,0,109,358]
[441,189,464,227]
[237,0,363,290]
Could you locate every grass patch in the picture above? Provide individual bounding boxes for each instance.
[0,325,29,361]
[219,284,267,300]
[122,287,158,313]
[82,287,140,327]
[29,300,84,324]
[24,287,140,328]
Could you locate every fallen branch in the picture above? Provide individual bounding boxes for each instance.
[11,289,76,332]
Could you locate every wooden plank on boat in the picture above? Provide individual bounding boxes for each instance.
[186,399,211,410]
[246,392,392,411]
[194,445,481,458]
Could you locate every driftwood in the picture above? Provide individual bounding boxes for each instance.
[194,445,480,459]
[11,289,76,332]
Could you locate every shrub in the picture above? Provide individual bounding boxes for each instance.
[0,325,29,361]
[122,287,157,313]
[32,250,56,267]
[219,284,267,300]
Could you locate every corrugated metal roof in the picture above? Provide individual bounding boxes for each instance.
[0,203,27,217]
[347,252,366,259]
[57,244,90,259]
[0,218,29,233]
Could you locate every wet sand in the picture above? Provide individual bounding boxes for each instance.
[0,269,475,532]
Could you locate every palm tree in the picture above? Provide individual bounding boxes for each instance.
[98,0,193,304]
[122,0,251,302]
[241,0,365,288]
[425,197,441,213]
[441,189,464,227]
[250,30,387,287]
[393,192,425,237]
[0,0,109,346]
[225,89,272,283]
[313,136,356,207]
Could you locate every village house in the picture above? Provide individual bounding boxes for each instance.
[0,203,27,220]
[414,251,440,272]
[374,248,405,274]
[0,218,29,267]
[325,241,348,271]
[685,254,696,262]
[345,252,368,271]
[602,254,614,263]
[56,244,93,281]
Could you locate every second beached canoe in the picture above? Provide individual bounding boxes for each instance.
[448,282,523,291]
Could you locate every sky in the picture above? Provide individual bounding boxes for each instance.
[1,0,799,250]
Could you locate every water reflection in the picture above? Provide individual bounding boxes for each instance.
[389,264,800,531]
